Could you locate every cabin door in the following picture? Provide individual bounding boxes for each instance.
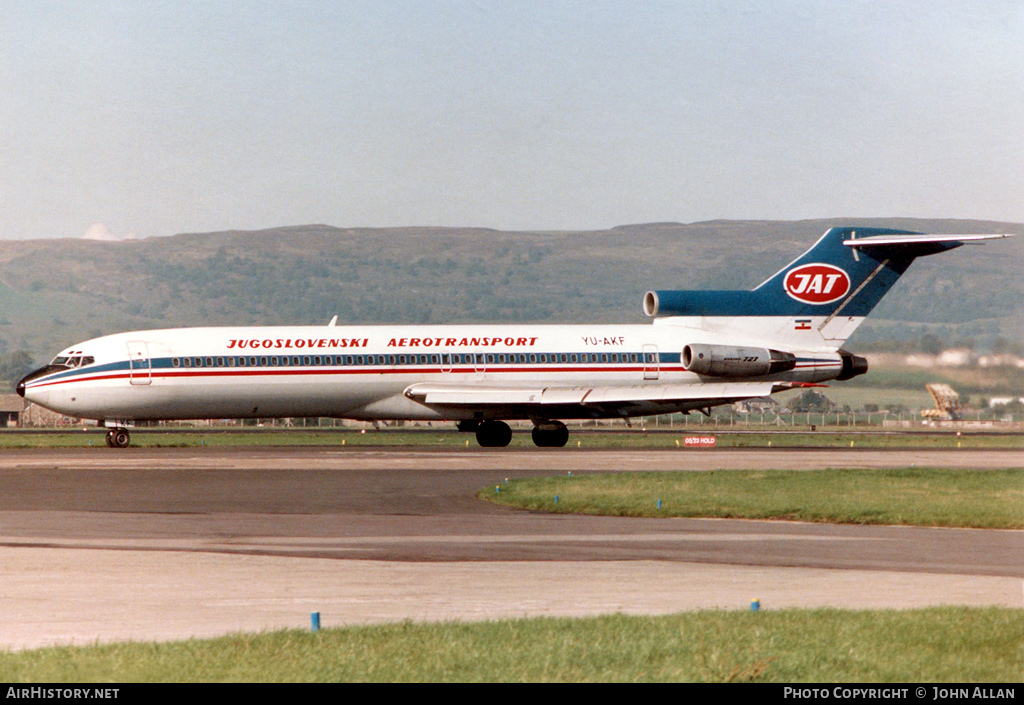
[127,341,152,386]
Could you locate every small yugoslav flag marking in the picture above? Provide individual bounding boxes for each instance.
[783,264,851,305]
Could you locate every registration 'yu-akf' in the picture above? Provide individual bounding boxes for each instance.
[18,227,1011,448]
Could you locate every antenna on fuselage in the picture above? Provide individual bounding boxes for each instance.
[328,315,338,327]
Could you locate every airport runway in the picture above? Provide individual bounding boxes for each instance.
[0,447,1020,650]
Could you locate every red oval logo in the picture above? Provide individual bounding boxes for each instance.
[783,264,850,305]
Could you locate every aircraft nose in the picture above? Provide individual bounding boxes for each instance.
[16,366,56,398]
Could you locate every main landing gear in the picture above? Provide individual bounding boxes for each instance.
[458,419,569,448]
[105,428,131,448]
[475,420,513,448]
[531,421,569,448]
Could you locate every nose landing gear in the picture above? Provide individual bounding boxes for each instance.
[105,428,131,448]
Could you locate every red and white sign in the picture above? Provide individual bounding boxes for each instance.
[683,436,717,448]
[783,263,851,305]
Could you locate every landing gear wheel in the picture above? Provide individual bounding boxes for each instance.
[475,420,512,448]
[531,422,569,448]
[106,428,131,449]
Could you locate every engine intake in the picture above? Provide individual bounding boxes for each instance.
[682,344,797,378]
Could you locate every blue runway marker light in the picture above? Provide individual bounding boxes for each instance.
[751,599,760,612]
[554,495,559,504]
[311,612,321,632]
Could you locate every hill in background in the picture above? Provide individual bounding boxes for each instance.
[0,218,1020,374]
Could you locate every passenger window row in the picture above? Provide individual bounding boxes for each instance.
[169,352,656,368]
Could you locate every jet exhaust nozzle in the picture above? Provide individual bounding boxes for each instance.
[836,350,869,380]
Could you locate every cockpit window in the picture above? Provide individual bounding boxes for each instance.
[49,355,94,368]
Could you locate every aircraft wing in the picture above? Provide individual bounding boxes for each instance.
[403,381,777,411]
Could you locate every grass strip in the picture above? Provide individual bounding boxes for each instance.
[0,608,1019,682]
[481,468,1024,529]
[0,428,1021,449]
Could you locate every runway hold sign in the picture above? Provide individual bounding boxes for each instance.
[683,436,717,448]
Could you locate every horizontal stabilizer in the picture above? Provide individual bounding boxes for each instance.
[844,233,1013,257]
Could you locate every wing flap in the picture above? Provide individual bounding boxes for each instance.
[404,382,776,407]
[582,382,776,404]
[406,385,544,405]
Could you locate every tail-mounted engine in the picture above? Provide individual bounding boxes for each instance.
[682,344,797,378]
[836,349,869,380]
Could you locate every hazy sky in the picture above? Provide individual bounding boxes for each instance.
[2,0,1022,240]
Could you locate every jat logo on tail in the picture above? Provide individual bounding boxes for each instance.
[783,264,851,305]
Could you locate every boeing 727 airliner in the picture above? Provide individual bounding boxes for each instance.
[16,227,1011,448]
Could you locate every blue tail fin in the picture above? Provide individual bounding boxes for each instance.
[643,227,992,320]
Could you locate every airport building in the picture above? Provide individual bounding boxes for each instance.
[0,394,24,426]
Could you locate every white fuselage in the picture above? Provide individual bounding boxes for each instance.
[21,319,845,424]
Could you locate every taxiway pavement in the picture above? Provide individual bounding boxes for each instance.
[0,447,1019,650]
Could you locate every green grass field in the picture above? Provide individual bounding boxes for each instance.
[481,468,1024,529]
[0,608,1019,682]
[0,427,1022,449]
